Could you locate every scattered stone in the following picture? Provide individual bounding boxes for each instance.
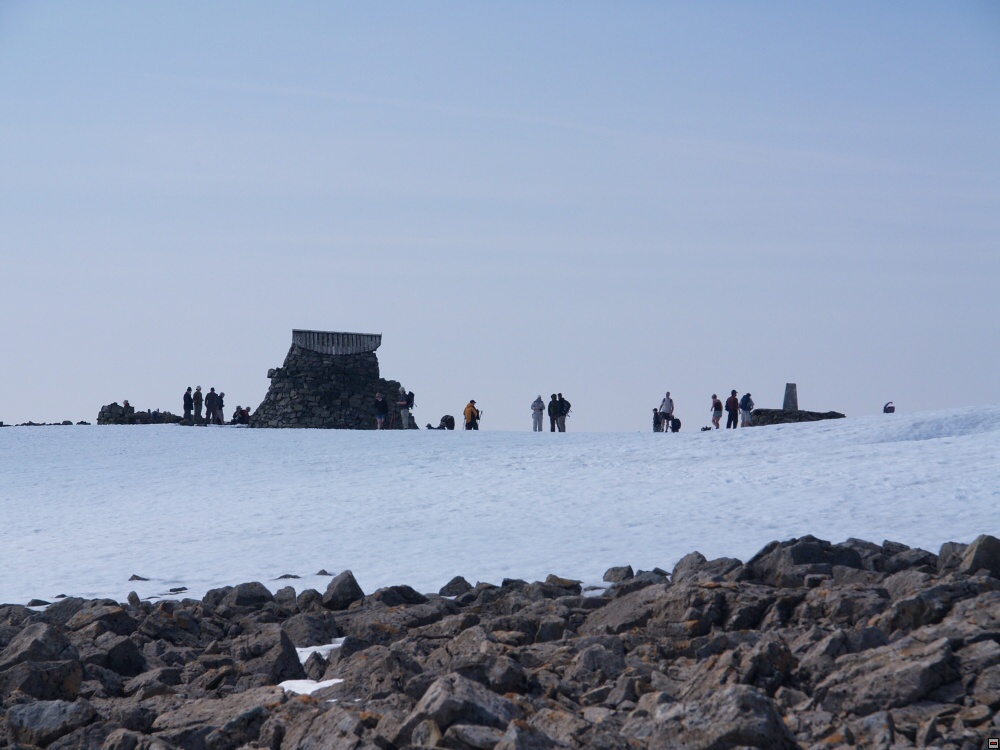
[2,534,999,749]
[128,574,149,581]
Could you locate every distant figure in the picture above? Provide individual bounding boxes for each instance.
[183,387,193,421]
[547,394,559,432]
[653,408,662,433]
[232,405,250,425]
[426,415,456,430]
[883,401,895,414]
[531,395,545,432]
[557,393,571,432]
[374,393,388,429]
[464,400,480,430]
[122,400,134,424]
[193,386,204,423]
[205,388,219,425]
[711,394,723,429]
[216,392,226,425]
[397,387,410,430]
[740,392,755,427]
[659,392,674,433]
[725,390,739,429]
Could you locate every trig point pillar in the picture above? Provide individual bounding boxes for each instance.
[783,383,798,411]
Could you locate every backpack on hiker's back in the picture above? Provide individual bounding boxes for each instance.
[406,391,415,409]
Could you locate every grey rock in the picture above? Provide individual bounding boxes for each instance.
[602,565,634,583]
[0,622,79,669]
[652,684,800,749]
[323,570,365,611]
[231,624,306,683]
[6,699,97,747]
[959,534,1000,578]
[221,581,275,609]
[443,723,506,749]
[440,576,474,597]
[394,672,524,745]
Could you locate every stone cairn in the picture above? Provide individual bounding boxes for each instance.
[2,534,999,748]
[752,383,846,427]
[250,330,414,429]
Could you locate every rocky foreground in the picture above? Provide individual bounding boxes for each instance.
[2,536,1000,750]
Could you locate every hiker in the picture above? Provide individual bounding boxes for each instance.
[396,387,410,430]
[373,393,388,429]
[659,392,674,433]
[711,394,723,429]
[193,386,204,423]
[725,390,739,429]
[547,394,559,432]
[205,388,219,425]
[464,400,480,430]
[531,395,545,432]
[653,408,662,432]
[215,392,226,425]
[740,392,755,427]
[427,415,455,430]
[232,405,249,425]
[183,387,193,421]
[557,393,571,432]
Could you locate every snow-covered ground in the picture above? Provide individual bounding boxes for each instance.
[1,405,998,606]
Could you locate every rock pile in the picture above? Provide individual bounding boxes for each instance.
[96,404,182,426]
[2,534,1000,749]
[751,409,846,427]
[250,344,412,429]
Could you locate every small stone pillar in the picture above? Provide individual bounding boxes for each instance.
[783,383,798,411]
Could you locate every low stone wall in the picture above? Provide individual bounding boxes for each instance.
[250,344,413,429]
[97,403,183,425]
[751,409,846,427]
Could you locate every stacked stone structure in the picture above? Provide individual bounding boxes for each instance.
[250,330,412,429]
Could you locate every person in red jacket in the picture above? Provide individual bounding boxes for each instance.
[725,390,740,429]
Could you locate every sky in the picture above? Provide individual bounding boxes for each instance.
[1,2,998,431]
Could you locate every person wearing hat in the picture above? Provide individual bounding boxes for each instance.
[740,392,755,427]
[193,386,204,424]
[464,400,480,430]
[725,390,739,429]
[531,395,545,432]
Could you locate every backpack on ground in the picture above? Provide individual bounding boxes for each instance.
[671,418,681,433]
[406,391,415,409]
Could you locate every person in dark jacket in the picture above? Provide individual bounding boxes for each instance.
[183,387,193,421]
[374,393,388,429]
[557,393,571,432]
[725,390,739,429]
[653,408,662,432]
[216,392,226,425]
[547,394,559,432]
[205,388,219,425]
[193,386,204,423]
[740,392,754,427]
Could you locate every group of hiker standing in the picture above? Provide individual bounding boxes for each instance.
[182,386,250,425]
[531,394,571,432]
[654,390,755,432]
[373,387,416,430]
[711,390,754,429]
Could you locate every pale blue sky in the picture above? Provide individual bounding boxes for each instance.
[1,2,998,430]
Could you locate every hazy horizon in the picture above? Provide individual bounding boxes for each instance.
[2,3,998,430]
